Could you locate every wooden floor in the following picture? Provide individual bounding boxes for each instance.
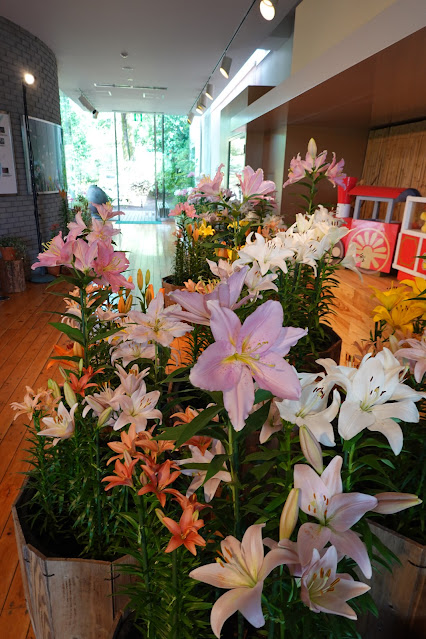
[0,223,395,638]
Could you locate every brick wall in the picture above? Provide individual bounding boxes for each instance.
[0,16,62,269]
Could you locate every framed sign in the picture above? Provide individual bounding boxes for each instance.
[22,115,66,194]
[0,112,18,195]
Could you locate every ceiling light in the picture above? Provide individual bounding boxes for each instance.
[122,66,134,71]
[259,0,276,20]
[187,112,194,124]
[128,78,133,82]
[24,73,35,85]
[205,83,214,100]
[196,95,207,114]
[220,56,232,79]
[120,51,129,59]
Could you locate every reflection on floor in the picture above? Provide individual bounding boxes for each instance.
[114,220,175,292]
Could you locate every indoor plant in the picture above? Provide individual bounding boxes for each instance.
[0,235,27,260]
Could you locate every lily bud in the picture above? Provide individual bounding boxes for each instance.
[63,382,77,408]
[308,137,317,159]
[127,275,133,285]
[78,358,84,374]
[299,425,323,474]
[124,295,133,313]
[186,223,193,236]
[145,269,150,286]
[279,488,300,540]
[192,228,200,242]
[117,294,125,313]
[137,268,144,291]
[192,509,200,522]
[73,342,84,359]
[145,284,154,306]
[155,508,165,524]
[48,378,61,399]
[372,492,422,514]
[97,406,113,427]
[59,366,68,381]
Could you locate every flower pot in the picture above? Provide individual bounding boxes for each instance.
[0,246,17,260]
[356,521,425,638]
[12,485,135,639]
[162,275,186,308]
[109,614,142,639]
[0,258,26,293]
[47,265,61,277]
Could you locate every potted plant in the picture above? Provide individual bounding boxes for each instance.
[0,235,27,261]
[11,204,140,638]
[0,236,27,293]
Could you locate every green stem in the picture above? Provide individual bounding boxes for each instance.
[346,442,356,491]
[228,425,241,540]
[135,494,153,638]
[172,548,179,638]
[79,287,89,369]
[95,429,102,549]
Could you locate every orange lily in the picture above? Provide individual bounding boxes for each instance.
[68,366,104,397]
[162,506,206,555]
[138,459,181,507]
[107,424,147,464]
[102,454,139,491]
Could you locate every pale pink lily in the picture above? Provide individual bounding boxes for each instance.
[207,258,235,281]
[394,333,426,383]
[189,524,296,638]
[294,456,377,577]
[127,292,192,346]
[38,401,78,445]
[325,153,346,187]
[67,211,87,241]
[86,218,120,243]
[112,386,162,432]
[301,546,369,619]
[189,300,305,431]
[258,399,283,444]
[91,201,124,221]
[11,386,46,420]
[114,364,150,396]
[169,201,197,218]
[110,341,156,366]
[82,385,123,419]
[93,241,134,292]
[31,232,73,270]
[372,492,422,514]
[236,166,276,200]
[169,267,250,327]
[177,440,231,503]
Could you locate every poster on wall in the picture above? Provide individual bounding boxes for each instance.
[22,115,66,194]
[0,112,18,195]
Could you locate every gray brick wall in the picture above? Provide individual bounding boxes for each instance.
[0,16,62,269]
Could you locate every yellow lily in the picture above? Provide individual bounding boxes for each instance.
[370,284,408,311]
[372,302,424,334]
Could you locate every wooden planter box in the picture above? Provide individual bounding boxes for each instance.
[162,275,186,307]
[12,487,135,639]
[357,521,425,638]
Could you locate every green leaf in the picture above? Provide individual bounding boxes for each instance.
[157,404,222,446]
[204,454,229,483]
[244,448,281,462]
[238,400,271,439]
[254,389,273,404]
[49,321,85,345]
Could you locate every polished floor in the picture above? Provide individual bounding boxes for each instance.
[0,221,392,638]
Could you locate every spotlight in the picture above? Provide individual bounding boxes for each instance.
[219,56,232,79]
[187,112,194,125]
[196,95,207,114]
[24,73,35,85]
[205,83,214,100]
[259,0,276,20]
[78,94,96,113]
[92,110,99,119]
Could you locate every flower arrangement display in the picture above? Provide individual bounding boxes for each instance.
[11,143,424,639]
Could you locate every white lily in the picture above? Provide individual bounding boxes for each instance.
[127,292,192,347]
[38,401,78,445]
[243,263,278,299]
[110,340,155,366]
[234,233,294,276]
[113,386,162,432]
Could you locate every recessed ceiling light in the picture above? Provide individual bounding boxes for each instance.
[122,66,134,71]
[128,78,133,82]
[120,51,129,59]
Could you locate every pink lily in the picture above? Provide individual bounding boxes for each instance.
[301,546,369,619]
[112,386,162,432]
[300,138,329,173]
[91,201,124,221]
[325,152,346,187]
[189,300,305,431]
[194,164,224,199]
[372,492,422,514]
[31,232,74,270]
[236,166,276,200]
[67,211,87,241]
[86,218,120,244]
[177,439,231,503]
[189,524,295,638]
[93,241,134,292]
[294,456,377,578]
[169,201,197,218]
[283,154,306,188]
[73,237,98,273]
[169,267,250,327]
[394,333,426,383]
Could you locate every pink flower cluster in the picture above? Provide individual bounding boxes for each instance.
[283,138,346,188]
[32,203,133,293]
[169,201,197,218]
